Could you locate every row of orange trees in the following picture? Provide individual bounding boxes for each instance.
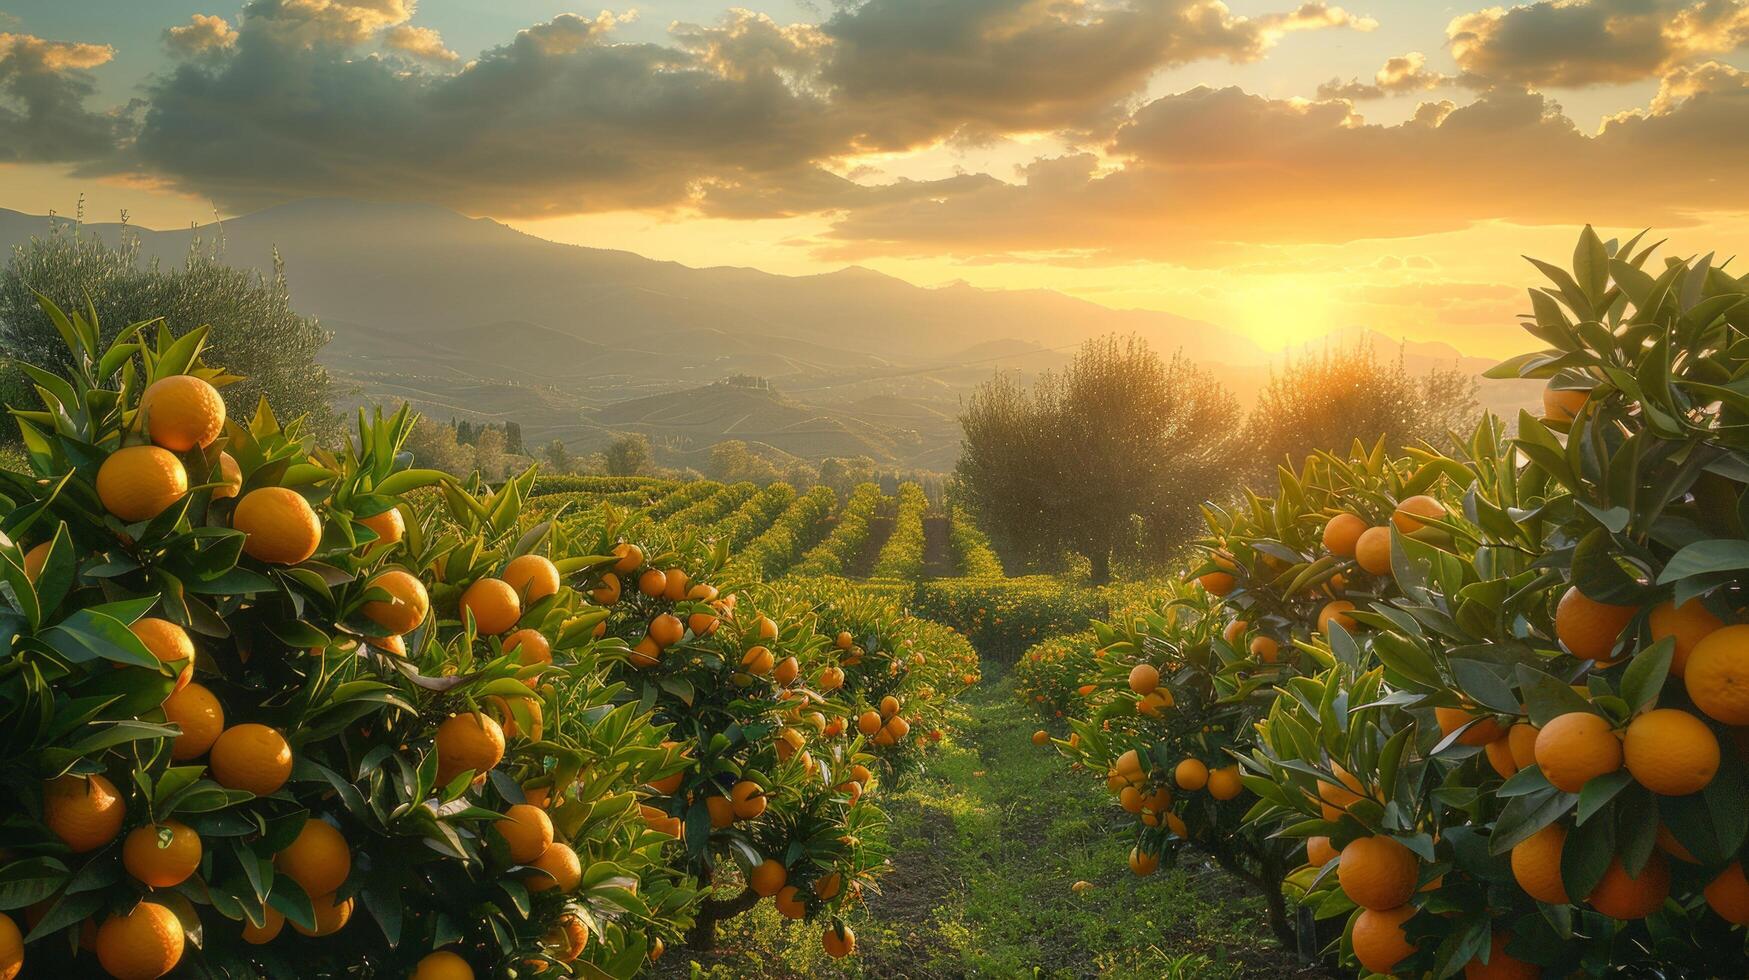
[0,297,975,978]
[1023,230,1749,977]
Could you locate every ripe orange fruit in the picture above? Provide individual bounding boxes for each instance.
[751,858,787,897]
[1507,723,1539,770]
[774,885,807,919]
[1588,853,1670,919]
[1317,763,1369,821]
[276,818,351,896]
[1435,706,1505,746]
[1223,619,1248,645]
[496,804,554,865]
[637,568,667,597]
[130,617,195,692]
[1463,932,1536,980]
[1318,600,1357,635]
[551,914,589,961]
[1207,765,1243,800]
[97,446,188,522]
[505,629,551,669]
[358,505,403,546]
[1510,823,1569,904]
[821,922,857,960]
[755,615,780,640]
[460,577,521,635]
[835,630,853,649]
[1323,513,1368,557]
[528,841,581,892]
[292,892,354,936]
[210,723,293,796]
[1032,730,1050,747]
[1352,904,1416,974]
[1623,708,1719,795]
[730,779,767,820]
[705,795,735,828]
[1392,495,1446,534]
[814,872,843,900]
[1128,846,1159,876]
[1197,551,1236,595]
[22,542,49,583]
[1307,836,1339,866]
[1650,597,1725,676]
[1705,861,1749,925]
[140,374,225,451]
[363,569,428,635]
[649,613,684,648]
[611,542,642,574]
[1249,636,1279,663]
[590,572,621,605]
[661,567,690,602]
[688,611,718,636]
[773,656,799,685]
[1542,382,1587,422]
[1534,711,1620,793]
[42,773,125,852]
[1354,526,1392,576]
[436,712,505,784]
[1175,758,1209,791]
[95,901,184,979]
[1484,738,1519,779]
[123,820,202,888]
[411,950,474,979]
[0,913,18,980]
[1128,663,1159,695]
[1554,586,1637,663]
[1685,624,1749,724]
[1339,835,1419,910]
[163,681,224,760]
[628,636,661,668]
[881,694,902,718]
[503,554,561,603]
[232,487,322,564]
[212,451,242,499]
[741,645,774,676]
[241,907,284,945]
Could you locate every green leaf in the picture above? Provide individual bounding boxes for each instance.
[1619,637,1674,714]
[1657,539,1749,584]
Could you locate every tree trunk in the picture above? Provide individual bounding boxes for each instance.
[684,884,761,952]
[1087,546,1111,586]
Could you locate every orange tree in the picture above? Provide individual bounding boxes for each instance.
[0,299,698,979]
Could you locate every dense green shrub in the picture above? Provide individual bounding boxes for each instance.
[949,505,1005,578]
[871,483,927,581]
[723,485,835,582]
[791,484,883,578]
[703,483,796,551]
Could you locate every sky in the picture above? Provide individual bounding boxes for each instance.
[4,1,1749,358]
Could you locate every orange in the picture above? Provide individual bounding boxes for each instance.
[1685,625,1749,724]
[1128,663,1159,695]
[241,907,284,945]
[814,872,842,900]
[1207,765,1243,800]
[552,914,589,961]
[755,615,780,640]
[1249,636,1279,663]
[1338,835,1419,910]
[1623,708,1719,795]
[0,913,17,980]
[1137,690,1173,717]
[1463,932,1537,980]
[1554,586,1637,663]
[436,713,505,784]
[741,645,774,675]
[122,820,202,887]
[1223,619,1248,645]
[496,804,554,864]
[1436,706,1505,746]
[822,923,856,959]
[460,577,522,635]
[1307,836,1339,866]
[1705,861,1749,925]
[857,710,882,736]
[97,446,188,522]
[210,724,293,796]
[412,950,474,979]
[1128,846,1159,876]
[1507,723,1539,770]
[1650,597,1726,676]
[704,795,734,828]
[503,554,561,603]
[1318,600,1357,635]
[213,451,242,499]
[591,572,621,605]
[730,779,767,820]
[1175,758,1209,791]
[1542,382,1587,422]
[1657,823,1697,863]
[637,569,667,597]
[232,487,322,564]
[1588,853,1669,919]
[835,631,854,650]
[292,892,353,936]
[95,901,184,979]
[1198,562,1235,596]
[276,818,351,896]
[1510,823,1569,904]
[363,569,428,635]
[751,858,787,897]
[528,842,581,892]
[773,656,800,685]
[774,885,807,919]
[368,631,405,656]
[628,637,660,668]
[22,542,50,583]
[649,613,684,648]
[42,773,125,852]
[689,610,719,636]
[505,629,551,668]
[611,542,642,573]
[881,695,902,718]
[1392,495,1446,534]
[1484,738,1519,779]
[1032,730,1050,747]
[1534,711,1620,793]
[1317,763,1368,821]
[661,567,690,602]
[1354,526,1392,576]
[1323,513,1367,557]
[130,617,195,692]
[358,505,403,545]
[163,682,224,760]
[140,374,225,451]
[1351,904,1417,975]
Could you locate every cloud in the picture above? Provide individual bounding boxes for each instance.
[1446,0,1749,88]
[165,14,240,57]
[243,0,418,48]
[1317,51,1454,99]
[0,33,123,163]
[384,24,457,62]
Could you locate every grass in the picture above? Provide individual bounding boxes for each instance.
[664,671,1309,979]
